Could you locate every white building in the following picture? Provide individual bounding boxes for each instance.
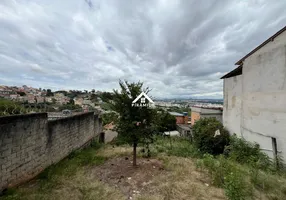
[221,26,286,159]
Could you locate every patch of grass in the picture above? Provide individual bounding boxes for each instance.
[38,143,105,180]
[96,145,132,158]
[249,169,286,200]
[152,136,201,158]
[145,155,226,200]
[1,171,125,200]
[196,154,254,200]
[109,135,128,146]
[224,169,253,200]
[150,136,286,200]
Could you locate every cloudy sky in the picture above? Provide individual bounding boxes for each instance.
[0,0,285,99]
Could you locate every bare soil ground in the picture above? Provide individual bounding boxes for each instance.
[90,151,226,200]
[93,156,165,199]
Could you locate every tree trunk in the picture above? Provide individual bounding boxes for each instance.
[133,142,137,166]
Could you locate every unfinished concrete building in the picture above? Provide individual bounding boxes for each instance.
[221,26,286,160]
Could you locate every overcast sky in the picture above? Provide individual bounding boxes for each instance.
[0,0,285,99]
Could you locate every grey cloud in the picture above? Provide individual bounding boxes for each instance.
[0,0,286,98]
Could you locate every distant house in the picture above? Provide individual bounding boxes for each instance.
[45,97,53,103]
[0,89,14,98]
[169,112,188,124]
[26,94,36,103]
[9,94,19,100]
[36,96,45,103]
[221,26,286,159]
[176,124,192,137]
[74,97,84,106]
[190,106,222,125]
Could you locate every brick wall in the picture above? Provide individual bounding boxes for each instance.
[0,112,101,191]
[175,116,185,124]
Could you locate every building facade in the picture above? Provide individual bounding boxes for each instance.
[176,124,192,137]
[169,112,188,124]
[190,106,223,125]
[221,26,286,159]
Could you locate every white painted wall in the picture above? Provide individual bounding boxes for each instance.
[223,30,286,159]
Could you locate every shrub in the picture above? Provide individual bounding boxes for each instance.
[0,99,27,116]
[192,118,230,155]
[225,135,273,170]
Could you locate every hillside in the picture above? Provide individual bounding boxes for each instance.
[1,137,286,200]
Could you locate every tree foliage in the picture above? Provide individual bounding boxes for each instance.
[157,111,177,132]
[46,89,54,97]
[100,92,114,102]
[58,104,82,111]
[111,80,157,165]
[102,112,119,126]
[192,117,230,155]
[16,91,26,96]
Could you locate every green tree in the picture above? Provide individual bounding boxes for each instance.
[102,112,119,126]
[16,91,26,96]
[100,92,114,102]
[111,80,156,166]
[46,89,54,97]
[157,111,177,133]
[90,93,99,102]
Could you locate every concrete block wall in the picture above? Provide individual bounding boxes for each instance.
[0,113,48,190]
[0,112,101,191]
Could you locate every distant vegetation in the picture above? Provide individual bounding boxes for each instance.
[0,99,27,116]
[58,104,82,111]
[101,112,118,126]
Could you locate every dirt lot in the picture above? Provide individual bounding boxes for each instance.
[1,145,226,200]
[93,157,165,199]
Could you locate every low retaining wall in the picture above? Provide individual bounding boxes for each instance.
[0,112,102,191]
